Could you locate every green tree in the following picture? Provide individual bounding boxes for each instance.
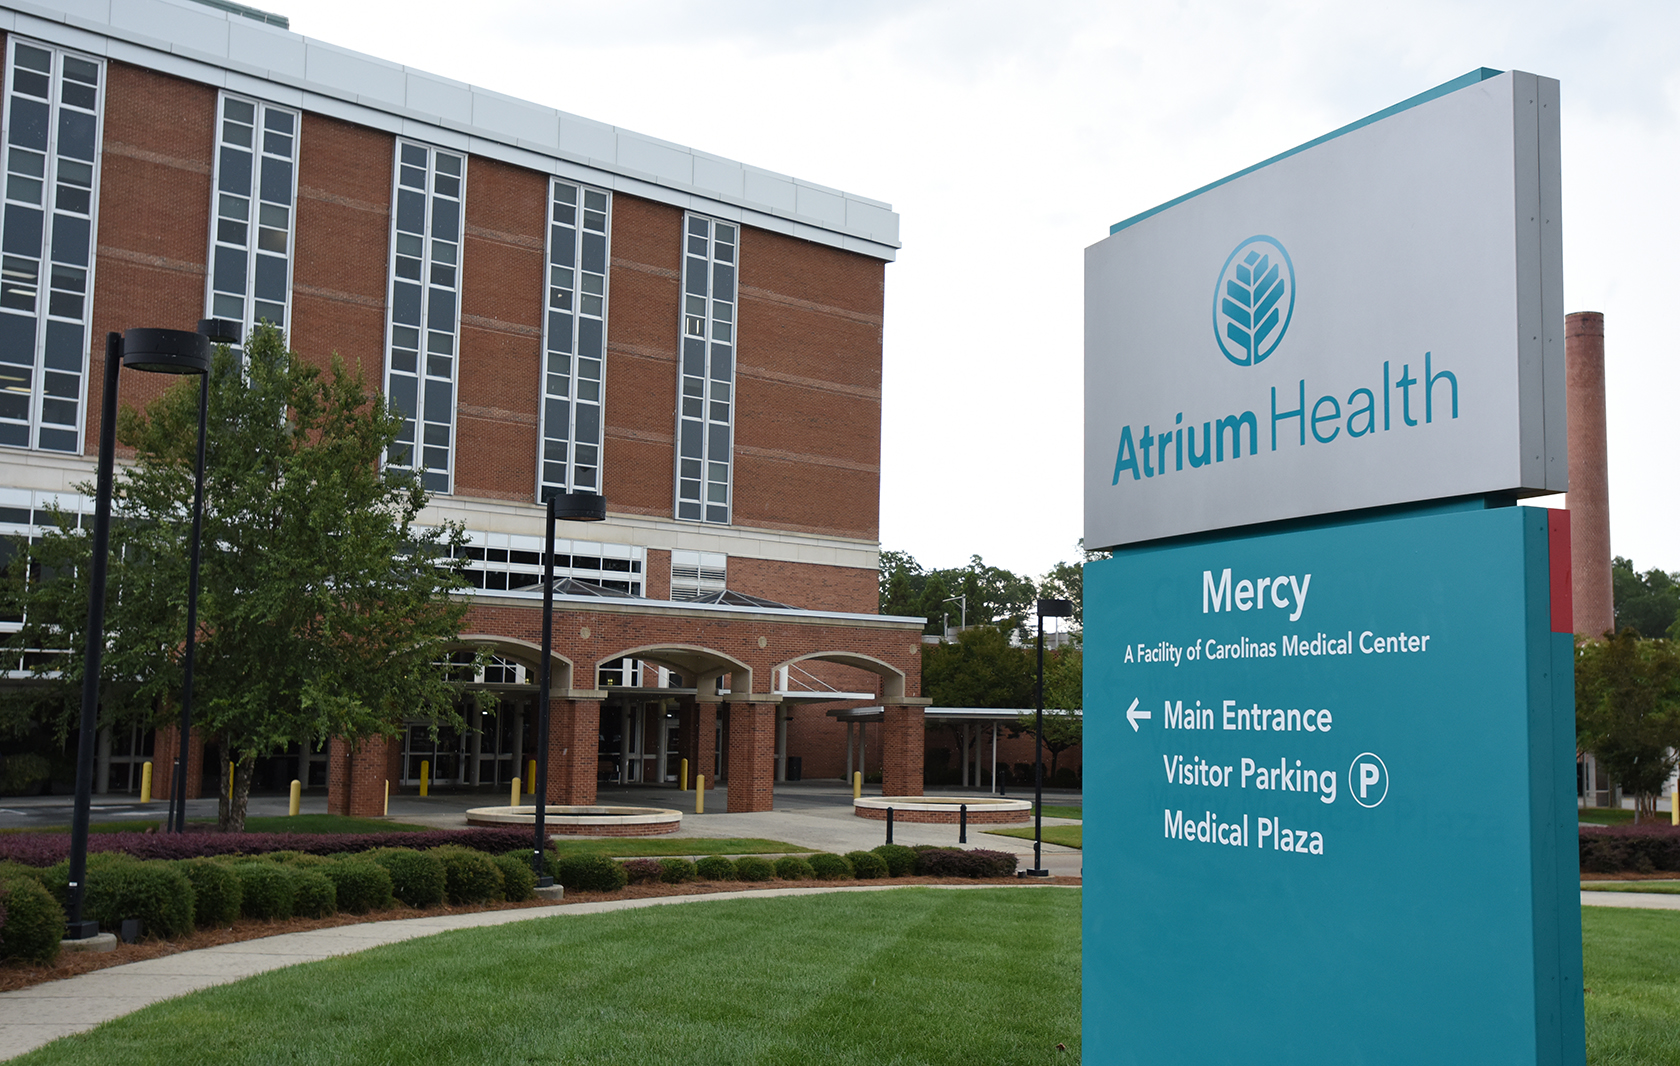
[2,327,481,829]
[1611,557,1680,640]
[922,625,1033,708]
[1016,644,1082,775]
[1575,629,1680,822]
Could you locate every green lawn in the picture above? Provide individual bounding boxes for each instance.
[1033,804,1083,820]
[14,887,1081,1066]
[1583,907,1680,1065]
[550,837,806,858]
[236,814,433,834]
[985,825,1082,848]
[1583,881,1680,895]
[1577,808,1638,826]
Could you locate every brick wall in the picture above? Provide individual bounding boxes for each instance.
[602,195,681,518]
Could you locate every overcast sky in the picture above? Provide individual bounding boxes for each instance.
[274,0,1680,581]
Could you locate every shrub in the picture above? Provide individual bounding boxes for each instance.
[0,860,50,888]
[369,849,447,908]
[1,878,63,960]
[0,826,537,868]
[623,859,664,885]
[492,854,537,902]
[321,862,393,914]
[82,857,195,938]
[734,856,775,882]
[1579,825,1680,873]
[845,850,888,879]
[1052,767,1079,788]
[432,846,505,905]
[176,859,242,927]
[290,868,337,918]
[555,853,628,893]
[233,862,294,920]
[871,843,917,878]
[807,853,853,880]
[774,856,814,881]
[0,753,52,797]
[914,847,1018,878]
[0,877,63,963]
[694,855,736,881]
[658,858,696,884]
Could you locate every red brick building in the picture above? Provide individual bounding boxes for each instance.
[0,0,931,813]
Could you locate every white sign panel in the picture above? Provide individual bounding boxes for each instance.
[1084,70,1564,550]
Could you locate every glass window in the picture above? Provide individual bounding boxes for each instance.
[674,214,738,523]
[383,141,465,495]
[0,38,104,454]
[206,93,298,335]
[537,179,611,503]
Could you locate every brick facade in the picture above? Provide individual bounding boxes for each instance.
[148,722,204,803]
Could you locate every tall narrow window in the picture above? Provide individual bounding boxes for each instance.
[0,39,104,454]
[206,93,298,336]
[538,180,610,501]
[674,214,737,524]
[383,141,465,495]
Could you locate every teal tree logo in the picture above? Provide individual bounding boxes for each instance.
[1213,235,1295,367]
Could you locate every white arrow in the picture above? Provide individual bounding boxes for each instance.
[1126,698,1150,732]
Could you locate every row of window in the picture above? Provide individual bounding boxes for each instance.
[0,37,741,525]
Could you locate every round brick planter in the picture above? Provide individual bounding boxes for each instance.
[852,796,1033,824]
[464,805,683,836]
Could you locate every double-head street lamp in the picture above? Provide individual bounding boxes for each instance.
[1020,596,1073,879]
[531,488,607,885]
[66,319,238,940]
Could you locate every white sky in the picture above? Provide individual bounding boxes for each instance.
[272,0,1680,580]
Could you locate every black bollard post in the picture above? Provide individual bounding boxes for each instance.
[886,806,894,845]
[959,803,968,844]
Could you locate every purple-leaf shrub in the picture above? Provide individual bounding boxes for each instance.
[1579,823,1680,873]
[0,826,533,868]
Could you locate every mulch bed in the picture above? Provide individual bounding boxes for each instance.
[0,874,1079,994]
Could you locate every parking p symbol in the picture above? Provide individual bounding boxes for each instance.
[1349,753,1388,808]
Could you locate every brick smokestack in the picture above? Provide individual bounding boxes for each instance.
[1566,311,1613,639]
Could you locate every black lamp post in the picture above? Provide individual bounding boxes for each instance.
[1020,596,1072,879]
[532,488,606,885]
[66,318,238,939]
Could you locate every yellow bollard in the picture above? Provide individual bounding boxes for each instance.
[139,761,152,803]
[680,757,688,792]
[419,759,430,798]
[1672,788,1678,827]
[228,761,235,799]
[510,777,521,808]
[853,770,862,800]
[288,779,301,817]
[527,760,537,794]
[384,779,389,816]
[696,774,704,814]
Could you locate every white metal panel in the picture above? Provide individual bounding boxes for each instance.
[795,183,846,227]
[846,198,898,244]
[302,39,405,102]
[109,0,226,56]
[742,167,797,213]
[557,113,616,165]
[616,131,691,185]
[226,18,301,77]
[471,88,557,148]
[690,152,744,199]
[403,71,472,124]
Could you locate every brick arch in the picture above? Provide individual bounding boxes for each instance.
[774,650,905,699]
[452,634,574,691]
[596,643,754,697]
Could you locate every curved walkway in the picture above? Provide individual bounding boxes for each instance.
[0,883,1070,1061]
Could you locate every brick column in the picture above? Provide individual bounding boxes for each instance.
[725,701,778,812]
[546,698,599,805]
[150,723,205,804]
[676,698,718,788]
[881,704,926,797]
[327,734,393,817]
[1567,311,1613,639]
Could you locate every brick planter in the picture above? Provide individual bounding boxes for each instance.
[464,805,682,835]
[852,797,1032,824]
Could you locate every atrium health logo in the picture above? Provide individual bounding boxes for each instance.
[1213,235,1295,367]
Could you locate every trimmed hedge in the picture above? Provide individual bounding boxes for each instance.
[871,844,917,878]
[555,853,628,893]
[845,850,888,879]
[492,854,537,901]
[290,868,337,919]
[774,856,814,881]
[321,861,393,914]
[0,877,63,963]
[0,826,535,868]
[734,856,775,882]
[369,850,447,908]
[80,855,195,938]
[623,858,664,885]
[176,859,242,927]
[913,847,1018,878]
[694,855,736,881]
[433,846,505,905]
[807,853,852,880]
[1579,824,1680,873]
[232,862,294,920]
[658,858,696,885]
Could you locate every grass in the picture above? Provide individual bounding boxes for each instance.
[1577,808,1638,826]
[1582,907,1680,1065]
[1033,804,1083,820]
[1582,881,1680,895]
[13,887,1081,1066]
[549,837,806,857]
[985,825,1082,848]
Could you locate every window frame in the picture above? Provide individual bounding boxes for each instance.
[203,90,300,338]
[536,177,613,503]
[672,212,739,525]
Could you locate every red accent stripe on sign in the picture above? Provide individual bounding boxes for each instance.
[1548,510,1573,634]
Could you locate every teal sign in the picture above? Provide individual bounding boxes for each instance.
[1083,504,1583,1064]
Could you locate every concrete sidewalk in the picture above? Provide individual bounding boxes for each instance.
[1579,890,1680,911]
[0,883,1073,1062]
